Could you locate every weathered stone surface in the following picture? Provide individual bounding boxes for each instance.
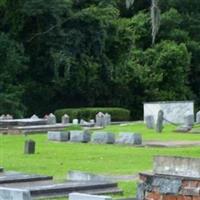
[68,171,110,182]
[116,133,142,145]
[72,119,79,125]
[48,131,70,141]
[184,114,194,127]
[70,131,90,143]
[0,187,31,200]
[62,114,69,124]
[104,113,111,126]
[24,140,35,154]
[153,156,200,178]
[5,114,13,120]
[155,110,164,133]
[47,113,56,124]
[196,111,200,123]
[91,132,115,144]
[145,115,154,129]
[69,193,112,200]
[136,183,146,200]
[96,112,105,127]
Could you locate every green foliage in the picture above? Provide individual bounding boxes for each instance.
[54,107,130,122]
[0,33,27,117]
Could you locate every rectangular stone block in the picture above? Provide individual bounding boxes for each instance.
[69,192,112,200]
[48,131,70,141]
[116,133,142,145]
[154,156,200,178]
[0,187,31,200]
[91,132,115,144]
[70,131,91,143]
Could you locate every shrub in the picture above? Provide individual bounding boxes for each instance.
[54,107,130,122]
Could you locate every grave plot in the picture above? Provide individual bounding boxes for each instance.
[0,169,122,199]
[136,156,200,200]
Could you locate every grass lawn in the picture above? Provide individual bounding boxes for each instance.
[0,123,200,199]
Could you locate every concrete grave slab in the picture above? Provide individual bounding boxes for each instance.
[69,192,112,200]
[153,156,200,178]
[0,187,31,200]
[91,132,115,144]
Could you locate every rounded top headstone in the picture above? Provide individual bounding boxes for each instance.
[31,114,39,119]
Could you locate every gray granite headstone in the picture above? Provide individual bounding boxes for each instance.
[184,114,194,127]
[69,193,112,200]
[24,140,35,154]
[0,114,6,120]
[104,113,111,126]
[0,187,31,200]
[144,115,154,129]
[91,132,115,144]
[156,110,164,133]
[116,133,142,145]
[62,114,69,124]
[47,113,56,124]
[70,130,91,143]
[96,112,105,127]
[196,111,200,123]
[48,131,70,141]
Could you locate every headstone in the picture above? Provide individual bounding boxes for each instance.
[48,131,70,141]
[196,111,200,123]
[104,113,111,125]
[47,113,56,124]
[30,114,39,120]
[24,140,35,154]
[90,119,95,124]
[72,119,79,125]
[5,114,13,120]
[62,114,69,124]
[116,133,142,145]
[0,114,6,120]
[0,187,31,200]
[69,193,112,200]
[156,110,164,133]
[96,112,105,127]
[70,130,91,143]
[91,132,115,144]
[144,115,154,129]
[184,114,194,127]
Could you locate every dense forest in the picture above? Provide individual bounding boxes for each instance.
[0,0,199,119]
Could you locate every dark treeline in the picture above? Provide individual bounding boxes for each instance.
[0,0,199,119]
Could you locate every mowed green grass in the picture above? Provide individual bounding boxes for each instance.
[0,123,200,199]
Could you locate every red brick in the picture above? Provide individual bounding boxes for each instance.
[163,195,177,200]
[146,192,161,200]
[183,196,192,200]
[177,196,185,200]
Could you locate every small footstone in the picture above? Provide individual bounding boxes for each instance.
[144,115,154,129]
[184,114,194,127]
[91,132,115,144]
[70,130,91,143]
[175,126,191,133]
[48,131,70,141]
[0,187,32,200]
[24,140,35,154]
[116,133,142,145]
[69,193,112,200]
[196,111,200,123]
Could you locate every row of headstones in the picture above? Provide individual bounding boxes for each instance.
[0,188,113,200]
[48,130,142,145]
[145,110,200,130]
[0,114,13,120]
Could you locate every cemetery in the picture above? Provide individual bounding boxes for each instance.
[0,102,200,200]
[1,0,200,199]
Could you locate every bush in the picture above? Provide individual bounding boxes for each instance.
[54,107,130,122]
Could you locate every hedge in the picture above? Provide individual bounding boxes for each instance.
[54,107,130,122]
